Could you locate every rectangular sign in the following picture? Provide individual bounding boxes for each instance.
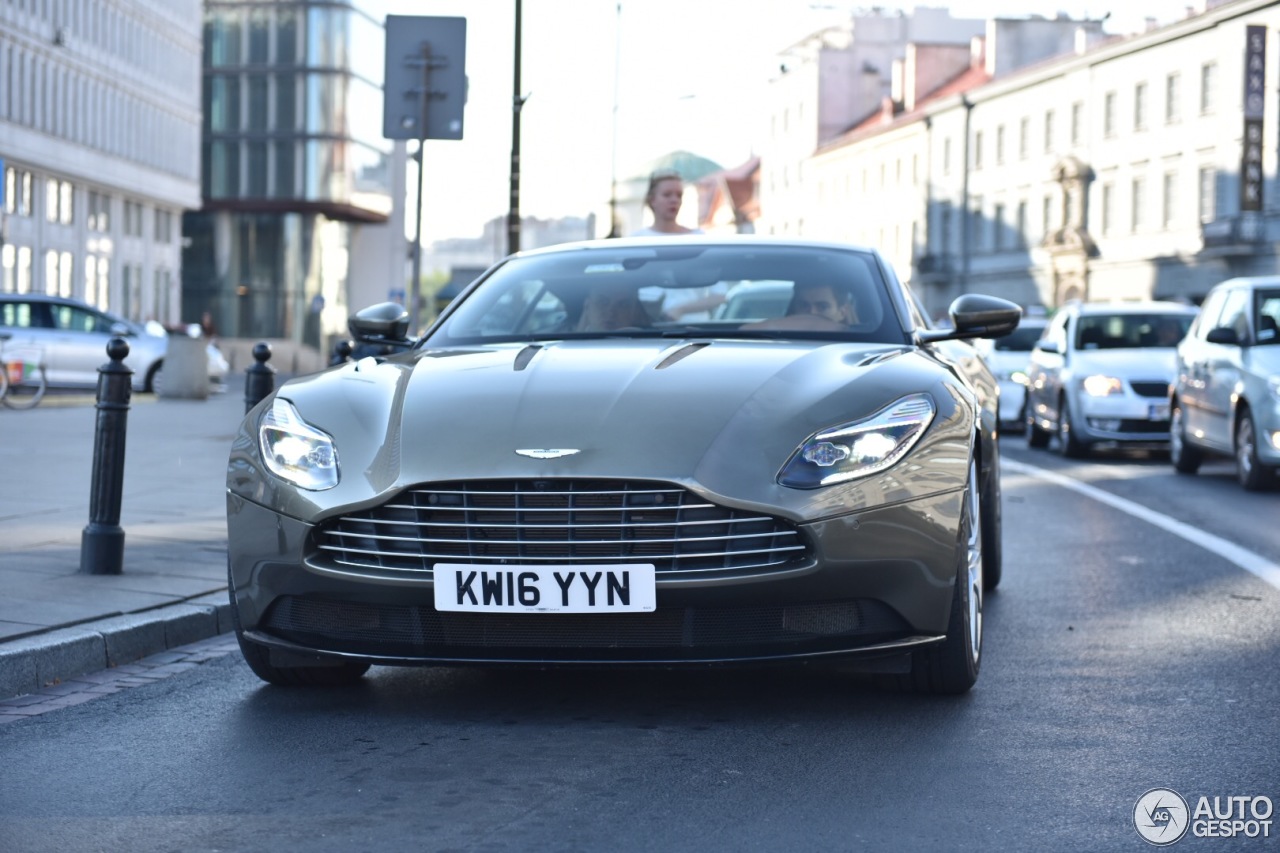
[434,564,657,614]
[1241,25,1266,211]
[383,16,467,141]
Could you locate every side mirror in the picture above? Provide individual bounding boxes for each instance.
[110,321,134,337]
[1035,339,1061,355]
[1205,327,1239,345]
[919,294,1022,342]
[348,302,413,348]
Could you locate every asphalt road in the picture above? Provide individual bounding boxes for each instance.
[1,436,1278,852]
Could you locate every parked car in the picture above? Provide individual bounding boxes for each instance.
[0,293,227,393]
[1024,301,1199,457]
[226,236,1022,694]
[1170,276,1280,490]
[973,316,1049,434]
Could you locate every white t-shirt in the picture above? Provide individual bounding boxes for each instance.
[629,226,704,236]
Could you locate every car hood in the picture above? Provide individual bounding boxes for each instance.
[1070,348,1177,379]
[241,338,973,521]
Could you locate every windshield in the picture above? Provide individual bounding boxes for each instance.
[991,322,1045,352]
[423,244,909,347]
[1074,312,1194,350]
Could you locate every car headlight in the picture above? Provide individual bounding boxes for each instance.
[1082,374,1124,397]
[259,398,339,490]
[778,394,936,488]
[1009,369,1028,386]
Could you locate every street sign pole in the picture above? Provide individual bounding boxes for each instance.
[383,16,467,333]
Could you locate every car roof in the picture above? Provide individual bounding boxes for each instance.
[1209,275,1280,291]
[1069,300,1198,316]
[512,234,885,258]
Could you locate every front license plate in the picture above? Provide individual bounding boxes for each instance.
[434,564,656,614]
[1149,402,1170,421]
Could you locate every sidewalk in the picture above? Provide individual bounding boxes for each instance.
[0,385,255,701]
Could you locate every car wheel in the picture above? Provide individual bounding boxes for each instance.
[1026,406,1050,449]
[1169,399,1202,474]
[145,360,163,395]
[228,564,371,687]
[1057,396,1087,459]
[900,459,982,695]
[1235,410,1275,492]
[980,440,1002,591]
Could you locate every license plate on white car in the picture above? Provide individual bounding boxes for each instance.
[434,564,657,614]
[1148,403,1170,421]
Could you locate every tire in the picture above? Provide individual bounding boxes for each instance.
[145,360,163,395]
[899,459,983,695]
[1235,410,1275,492]
[228,564,371,687]
[980,438,1003,591]
[1,365,48,409]
[1169,399,1202,474]
[1057,396,1088,459]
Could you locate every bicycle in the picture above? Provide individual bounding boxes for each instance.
[0,340,49,409]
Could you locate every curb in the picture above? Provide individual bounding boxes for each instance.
[0,591,233,702]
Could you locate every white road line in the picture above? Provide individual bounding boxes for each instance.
[1003,458,1280,592]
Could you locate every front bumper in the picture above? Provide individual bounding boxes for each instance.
[227,488,964,667]
[1072,390,1171,443]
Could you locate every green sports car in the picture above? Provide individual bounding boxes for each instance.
[226,237,1020,694]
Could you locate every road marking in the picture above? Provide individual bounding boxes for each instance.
[1003,458,1280,592]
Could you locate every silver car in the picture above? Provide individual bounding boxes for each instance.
[973,316,1048,434]
[226,237,1021,695]
[1170,277,1280,490]
[1024,301,1198,457]
[0,293,227,393]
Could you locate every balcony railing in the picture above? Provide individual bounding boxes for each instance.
[1201,215,1264,252]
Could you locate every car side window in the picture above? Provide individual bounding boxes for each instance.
[1190,289,1227,341]
[50,305,111,333]
[1258,292,1280,344]
[1217,289,1251,344]
[0,300,52,329]
[1043,312,1069,351]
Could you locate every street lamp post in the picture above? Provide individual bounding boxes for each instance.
[508,0,524,256]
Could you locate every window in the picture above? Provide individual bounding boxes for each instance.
[1198,166,1216,222]
[996,125,1005,164]
[973,131,983,170]
[43,250,73,297]
[1070,102,1082,147]
[1018,117,1029,159]
[46,178,74,225]
[4,166,33,216]
[1165,73,1181,124]
[1134,82,1148,131]
[1043,194,1053,237]
[971,195,984,249]
[1131,177,1146,231]
[88,190,110,233]
[943,137,951,176]
[993,203,1005,250]
[1200,61,1217,114]
[1016,200,1027,247]
[1103,91,1116,137]
[1162,172,1177,228]
[85,255,110,309]
[155,209,173,243]
[1043,110,1054,154]
[1101,182,1115,235]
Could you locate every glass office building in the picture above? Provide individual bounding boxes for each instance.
[183,0,395,350]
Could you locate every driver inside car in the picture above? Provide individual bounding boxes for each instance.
[575,287,652,332]
[747,281,860,331]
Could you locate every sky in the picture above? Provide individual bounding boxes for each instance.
[380,0,1194,243]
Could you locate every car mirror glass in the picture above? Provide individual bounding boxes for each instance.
[1205,327,1239,345]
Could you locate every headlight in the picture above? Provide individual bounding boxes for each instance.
[1009,369,1028,386]
[259,398,339,490]
[778,394,936,488]
[1082,374,1124,397]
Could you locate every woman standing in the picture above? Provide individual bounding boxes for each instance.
[630,171,703,236]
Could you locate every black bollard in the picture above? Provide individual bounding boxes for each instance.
[243,341,276,414]
[80,337,133,575]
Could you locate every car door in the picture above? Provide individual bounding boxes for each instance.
[1026,310,1069,430]
[0,298,54,378]
[44,302,116,387]
[1200,287,1251,450]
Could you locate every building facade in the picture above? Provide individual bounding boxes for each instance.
[1,0,202,326]
[183,0,404,361]
[780,0,1278,315]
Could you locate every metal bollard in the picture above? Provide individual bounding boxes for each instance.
[243,341,276,414]
[80,337,133,575]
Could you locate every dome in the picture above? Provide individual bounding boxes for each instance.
[629,150,724,183]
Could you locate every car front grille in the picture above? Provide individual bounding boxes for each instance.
[260,595,909,658]
[313,479,808,578]
[1129,381,1171,398]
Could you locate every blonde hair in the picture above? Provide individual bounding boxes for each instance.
[646,170,684,203]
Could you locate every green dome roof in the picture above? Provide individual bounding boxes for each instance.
[630,150,724,183]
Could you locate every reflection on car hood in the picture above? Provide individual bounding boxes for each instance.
[1071,348,1177,378]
